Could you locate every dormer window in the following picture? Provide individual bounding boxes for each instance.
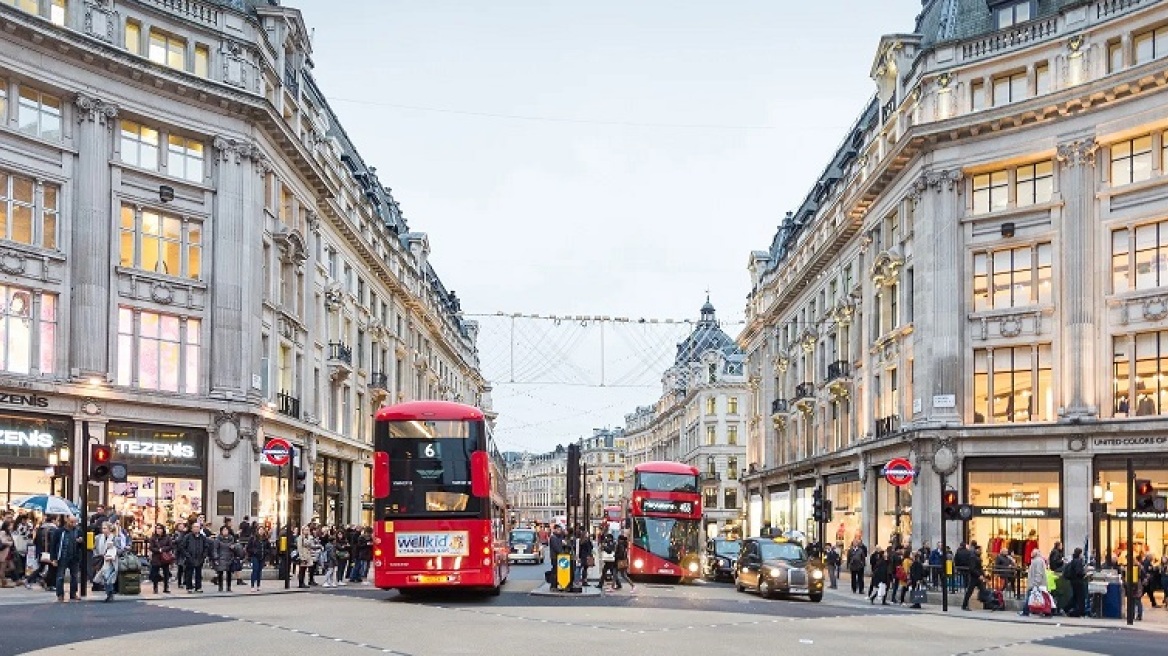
[994,1,1033,29]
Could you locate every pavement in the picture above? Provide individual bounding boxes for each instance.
[3,565,1168,655]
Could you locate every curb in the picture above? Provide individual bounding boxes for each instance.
[529,582,603,598]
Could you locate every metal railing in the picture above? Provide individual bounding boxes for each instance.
[369,372,389,389]
[277,391,300,419]
[328,341,353,364]
[284,67,300,95]
[771,398,789,414]
[826,360,850,382]
[874,414,900,438]
[794,382,816,400]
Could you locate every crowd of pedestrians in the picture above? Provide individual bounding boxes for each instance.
[543,524,636,592]
[0,507,376,601]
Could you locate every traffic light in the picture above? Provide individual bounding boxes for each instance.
[812,486,825,523]
[942,489,960,521]
[823,500,833,524]
[89,444,112,481]
[1135,479,1155,512]
[293,467,308,494]
[566,443,581,505]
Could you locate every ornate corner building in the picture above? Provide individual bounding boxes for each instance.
[624,300,749,538]
[742,0,1168,561]
[0,0,488,532]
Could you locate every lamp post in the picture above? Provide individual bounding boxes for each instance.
[46,445,71,497]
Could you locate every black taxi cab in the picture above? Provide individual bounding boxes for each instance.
[733,537,824,602]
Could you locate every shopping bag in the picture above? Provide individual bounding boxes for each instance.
[910,586,928,604]
[1028,588,1051,615]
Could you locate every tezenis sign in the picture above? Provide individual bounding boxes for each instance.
[114,439,196,459]
[0,429,54,448]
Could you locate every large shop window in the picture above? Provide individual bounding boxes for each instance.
[966,466,1061,567]
[972,345,1053,423]
[1113,330,1168,416]
[874,472,912,549]
[0,285,56,375]
[116,308,201,393]
[0,413,73,506]
[119,205,202,280]
[767,487,789,535]
[1096,459,1168,567]
[972,243,1052,311]
[312,455,350,527]
[105,425,206,537]
[1112,219,1168,293]
[0,171,59,249]
[825,478,862,548]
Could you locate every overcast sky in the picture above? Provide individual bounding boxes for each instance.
[297,0,923,453]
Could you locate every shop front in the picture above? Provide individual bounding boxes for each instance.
[312,453,350,527]
[0,411,73,507]
[104,423,207,538]
[873,463,913,550]
[963,456,1062,566]
[825,471,862,548]
[794,479,816,541]
[766,484,789,535]
[1095,455,1168,567]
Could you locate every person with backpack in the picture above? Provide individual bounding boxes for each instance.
[847,540,867,594]
[1061,548,1088,617]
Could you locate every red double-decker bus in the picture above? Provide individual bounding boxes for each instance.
[628,461,702,582]
[371,400,510,595]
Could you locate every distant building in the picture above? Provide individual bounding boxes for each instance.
[505,445,567,524]
[623,300,748,537]
[578,428,626,522]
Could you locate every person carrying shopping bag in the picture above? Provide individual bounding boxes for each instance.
[1020,549,1051,617]
[93,522,119,602]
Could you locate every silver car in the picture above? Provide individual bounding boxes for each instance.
[508,529,543,564]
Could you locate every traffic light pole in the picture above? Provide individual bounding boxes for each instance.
[1126,458,1135,626]
[940,473,948,613]
[79,421,90,599]
[279,457,288,589]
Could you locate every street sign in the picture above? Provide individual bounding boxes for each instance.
[263,437,292,467]
[883,457,915,487]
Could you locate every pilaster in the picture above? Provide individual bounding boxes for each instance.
[69,93,118,378]
[1056,138,1099,418]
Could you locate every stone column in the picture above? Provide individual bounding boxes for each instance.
[1056,139,1099,417]
[1062,452,1093,553]
[209,137,262,398]
[69,94,118,378]
[911,169,963,424]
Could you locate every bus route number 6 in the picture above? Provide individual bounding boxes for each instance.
[420,442,441,458]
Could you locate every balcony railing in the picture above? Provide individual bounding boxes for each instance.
[284,66,300,95]
[328,341,353,365]
[369,372,389,390]
[794,382,816,400]
[277,391,300,419]
[874,414,901,438]
[881,95,897,123]
[826,360,851,382]
[771,398,789,414]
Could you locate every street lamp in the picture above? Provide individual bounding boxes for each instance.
[1091,479,1116,567]
[46,445,71,497]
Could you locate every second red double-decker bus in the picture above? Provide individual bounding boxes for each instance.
[371,400,509,595]
[628,461,702,582]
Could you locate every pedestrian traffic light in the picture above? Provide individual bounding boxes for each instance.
[812,486,824,523]
[942,489,959,520]
[823,499,833,524]
[1135,479,1155,511]
[293,467,308,494]
[89,444,112,481]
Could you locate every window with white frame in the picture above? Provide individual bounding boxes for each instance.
[728,396,739,414]
[194,44,210,78]
[148,29,186,70]
[706,397,716,415]
[972,243,1053,311]
[0,172,58,250]
[972,345,1053,424]
[1034,62,1051,95]
[995,1,1031,29]
[125,19,141,55]
[116,307,200,393]
[992,71,1027,106]
[1112,219,1168,292]
[727,457,738,481]
[705,425,716,446]
[0,285,56,375]
[167,135,204,183]
[1015,161,1053,207]
[120,120,159,170]
[119,204,202,279]
[972,170,1008,214]
[1110,135,1153,186]
[1134,26,1168,65]
[17,86,61,141]
[728,425,738,446]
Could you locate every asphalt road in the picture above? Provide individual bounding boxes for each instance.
[5,563,1166,656]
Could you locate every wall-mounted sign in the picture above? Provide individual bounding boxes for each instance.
[0,429,55,448]
[1108,510,1168,521]
[1093,436,1168,448]
[883,458,915,487]
[113,439,196,459]
[0,393,49,408]
[971,506,1061,519]
[913,398,923,414]
[932,394,956,409]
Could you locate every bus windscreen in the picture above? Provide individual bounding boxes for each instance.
[378,419,482,517]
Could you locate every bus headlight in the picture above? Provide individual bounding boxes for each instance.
[812,569,824,580]
[633,558,644,569]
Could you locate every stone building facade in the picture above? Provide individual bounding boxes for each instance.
[742,0,1168,562]
[624,301,748,538]
[0,0,487,534]
[505,446,567,525]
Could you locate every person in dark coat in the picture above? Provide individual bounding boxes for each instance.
[868,548,891,605]
[909,551,928,609]
[172,521,189,589]
[49,514,82,602]
[1061,548,1088,617]
[211,526,238,592]
[180,522,210,593]
[1048,541,1065,573]
[961,545,988,611]
[247,527,273,591]
[147,524,175,594]
[846,540,868,594]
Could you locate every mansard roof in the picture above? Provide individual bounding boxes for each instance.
[673,300,743,370]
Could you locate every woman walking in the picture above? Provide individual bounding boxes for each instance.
[94,522,119,602]
[211,525,238,592]
[147,524,175,594]
[613,535,636,591]
[248,527,272,591]
[296,526,317,589]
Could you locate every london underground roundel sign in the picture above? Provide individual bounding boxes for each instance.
[883,457,915,487]
[263,437,292,467]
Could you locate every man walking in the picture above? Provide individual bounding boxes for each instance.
[961,544,987,611]
[50,514,81,602]
[824,543,840,589]
[847,540,867,594]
